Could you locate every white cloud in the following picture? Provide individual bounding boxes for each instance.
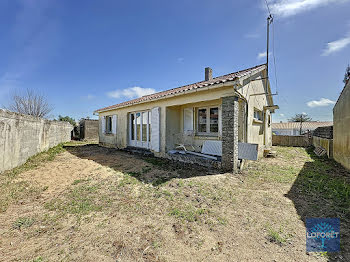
[307,98,335,107]
[107,86,156,99]
[322,35,350,56]
[280,113,285,116]
[177,57,185,63]
[258,52,267,59]
[81,94,95,100]
[268,0,349,18]
[86,94,95,99]
[257,51,272,59]
[107,90,121,98]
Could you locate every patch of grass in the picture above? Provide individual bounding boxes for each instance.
[247,163,300,184]
[197,183,235,203]
[119,174,140,187]
[275,146,311,161]
[152,241,161,249]
[0,180,45,213]
[153,189,173,200]
[72,179,89,185]
[177,180,184,187]
[298,169,350,201]
[169,206,208,222]
[13,216,35,230]
[128,171,141,178]
[0,143,66,212]
[30,257,44,262]
[3,143,65,179]
[152,177,168,187]
[266,227,287,246]
[45,184,102,218]
[40,213,62,229]
[63,141,98,147]
[318,252,330,258]
[295,155,350,209]
[216,216,228,225]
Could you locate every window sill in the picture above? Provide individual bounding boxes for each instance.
[194,134,220,140]
[253,119,263,124]
[104,132,114,136]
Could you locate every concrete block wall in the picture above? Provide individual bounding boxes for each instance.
[333,80,350,171]
[80,119,99,141]
[313,126,333,139]
[0,109,72,173]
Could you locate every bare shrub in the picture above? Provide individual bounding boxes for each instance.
[7,89,52,118]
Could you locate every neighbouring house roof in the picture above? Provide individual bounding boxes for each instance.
[95,64,266,113]
[272,121,333,130]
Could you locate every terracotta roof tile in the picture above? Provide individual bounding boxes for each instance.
[95,64,266,112]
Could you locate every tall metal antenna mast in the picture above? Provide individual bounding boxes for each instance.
[251,4,278,98]
[251,14,277,97]
[266,14,273,80]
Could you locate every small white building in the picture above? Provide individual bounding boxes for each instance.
[272,121,333,136]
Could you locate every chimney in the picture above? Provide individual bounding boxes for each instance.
[205,67,213,81]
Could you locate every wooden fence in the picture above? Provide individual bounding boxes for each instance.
[312,136,333,158]
[272,135,309,147]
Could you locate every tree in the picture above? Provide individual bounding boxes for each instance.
[7,89,52,118]
[344,64,350,84]
[289,113,312,135]
[58,115,76,126]
[289,113,312,123]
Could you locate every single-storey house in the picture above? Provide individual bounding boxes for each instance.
[94,64,278,172]
[333,79,350,170]
[272,121,333,136]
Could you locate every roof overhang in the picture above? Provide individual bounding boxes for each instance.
[94,64,267,114]
[94,79,240,114]
[264,105,279,113]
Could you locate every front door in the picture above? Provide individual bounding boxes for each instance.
[129,111,151,149]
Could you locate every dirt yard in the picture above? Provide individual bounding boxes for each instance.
[0,142,349,262]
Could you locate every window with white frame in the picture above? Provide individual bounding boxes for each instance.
[105,116,112,133]
[253,109,263,121]
[196,106,219,135]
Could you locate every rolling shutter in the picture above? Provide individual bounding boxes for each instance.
[183,107,194,132]
[151,107,160,152]
[112,115,117,134]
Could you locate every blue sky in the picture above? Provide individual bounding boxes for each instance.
[0,0,349,122]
